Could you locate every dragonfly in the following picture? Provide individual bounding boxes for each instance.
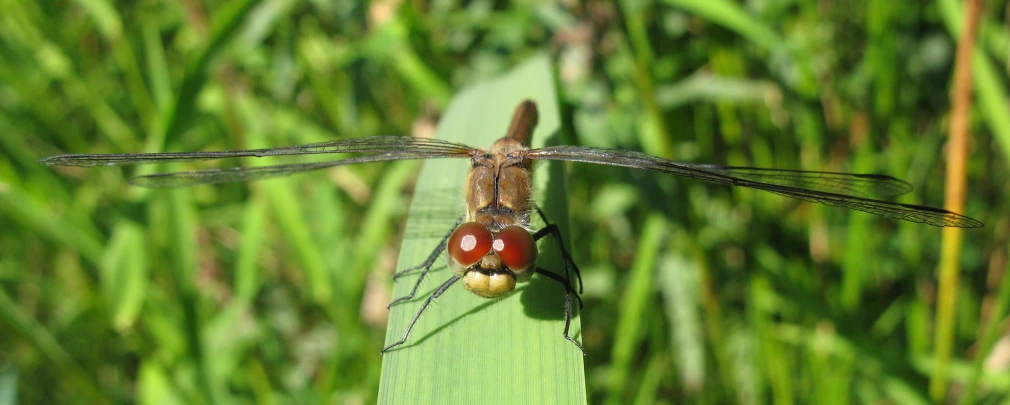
[40,100,984,354]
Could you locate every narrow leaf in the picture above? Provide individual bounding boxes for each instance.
[100,221,148,330]
[378,54,587,404]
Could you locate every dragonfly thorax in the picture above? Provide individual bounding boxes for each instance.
[464,138,534,225]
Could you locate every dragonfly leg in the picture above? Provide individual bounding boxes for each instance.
[381,276,460,354]
[532,207,583,294]
[534,267,583,308]
[388,217,463,309]
[535,267,586,355]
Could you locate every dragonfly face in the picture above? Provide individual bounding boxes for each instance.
[446,222,539,298]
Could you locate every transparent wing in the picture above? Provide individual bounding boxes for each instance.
[528,145,983,228]
[39,136,476,166]
[684,165,912,198]
[40,136,478,188]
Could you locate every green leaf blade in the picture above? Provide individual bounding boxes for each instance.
[378,54,587,404]
[100,221,148,331]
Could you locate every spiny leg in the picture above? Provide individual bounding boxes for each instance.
[535,267,583,309]
[532,207,583,294]
[388,216,463,309]
[535,268,586,355]
[381,276,460,354]
[531,224,581,293]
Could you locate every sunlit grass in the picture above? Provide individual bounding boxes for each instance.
[1,1,1006,403]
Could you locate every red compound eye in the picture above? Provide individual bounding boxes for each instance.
[493,226,538,271]
[448,222,493,267]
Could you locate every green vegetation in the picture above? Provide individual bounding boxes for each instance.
[378,55,586,404]
[1,1,1007,404]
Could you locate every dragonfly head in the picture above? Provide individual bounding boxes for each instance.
[446,222,538,298]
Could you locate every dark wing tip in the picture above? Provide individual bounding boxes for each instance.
[38,155,65,166]
[950,214,985,228]
[872,174,913,195]
[38,154,108,167]
[908,204,983,228]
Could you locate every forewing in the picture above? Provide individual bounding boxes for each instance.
[528,145,983,228]
[683,165,912,198]
[39,136,475,166]
[40,136,477,188]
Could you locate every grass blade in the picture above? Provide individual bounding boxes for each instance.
[662,0,782,49]
[658,250,705,393]
[938,0,1010,163]
[606,214,666,404]
[932,0,982,399]
[234,95,332,304]
[100,221,148,330]
[156,0,259,149]
[0,290,110,405]
[378,54,587,404]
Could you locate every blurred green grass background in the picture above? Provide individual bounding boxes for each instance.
[1,0,1008,404]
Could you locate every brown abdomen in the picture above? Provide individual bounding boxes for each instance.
[505,100,538,147]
